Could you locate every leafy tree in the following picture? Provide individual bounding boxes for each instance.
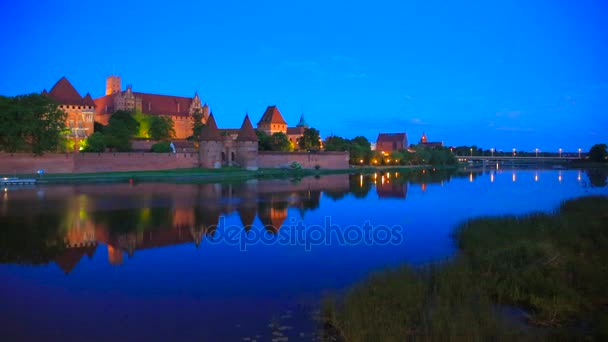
[94,121,106,133]
[256,130,272,151]
[110,110,139,137]
[298,127,321,151]
[151,141,172,153]
[589,144,607,162]
[132,111,150,138]
[269,132,292,151]
[0,94,66,154]
[324,136,350,151]
[148,115,175,141]
[350,136,372,164]
[103,119,132,151]
[191,108,205,140]
[82,132,106,152]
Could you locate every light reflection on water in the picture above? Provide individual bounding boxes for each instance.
[0,168,606,340]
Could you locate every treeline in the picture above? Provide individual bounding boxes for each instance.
[0,94,67,154]
[324,135,456,166]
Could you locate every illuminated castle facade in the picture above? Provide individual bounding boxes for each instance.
[94,75,209,139]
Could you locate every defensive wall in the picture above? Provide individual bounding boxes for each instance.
[0,151,350,174]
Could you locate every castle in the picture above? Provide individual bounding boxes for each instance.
[44,76,310,155]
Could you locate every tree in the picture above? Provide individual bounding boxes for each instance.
[589,144,607,162]
[110,110,139,137]
[0,94,67,155]
[324,136,350,151]
[191,109,205,140]
[148,116,175,141]
[269,132,292,151]
[256,130,272,151]
[298,127,321,151]
[103,119,132,152]
[82,132,106,152]
[151,141,172,153]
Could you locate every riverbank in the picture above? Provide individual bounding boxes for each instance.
[0,165,440,185]
[324,195,608,341]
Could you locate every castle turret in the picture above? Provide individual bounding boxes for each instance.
[198,113,223,168]
[235,114,259,170]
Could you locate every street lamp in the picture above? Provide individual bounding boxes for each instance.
[470,148,473,157]
[535,148,539,158]
[512,148,516,156]
[578,148,582,159]
[559,148,562,158]
[490,148,494,157]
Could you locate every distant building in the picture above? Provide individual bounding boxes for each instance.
[94,75,209,139]
[42,77,96,149]
[376,133,408,153]
[417,132,443,148]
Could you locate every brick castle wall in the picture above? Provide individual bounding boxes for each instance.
[257,151,349,169]
[0,151,349,175]
[0,153,198,174]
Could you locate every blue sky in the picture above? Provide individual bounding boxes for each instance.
[1,0,606,152]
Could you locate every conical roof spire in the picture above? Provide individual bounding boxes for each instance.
[236,114,258,142]
[200,113,222,141]
[296,113,309,128]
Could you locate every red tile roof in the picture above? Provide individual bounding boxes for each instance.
[47,77,93,106]
[137,92,192,116]
[200,113,222,141]
[83,93,95,107]
[376,133,407,144]
[287,127,305,135]
[236,114,258,141]
[258,105,287,125]
[93,92,194,117]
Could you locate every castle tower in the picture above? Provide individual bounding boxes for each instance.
[106,75,121,95]
[198,113,223,168]
[420,132,428,144]
[257,105,287,135]
[235,114,259,170]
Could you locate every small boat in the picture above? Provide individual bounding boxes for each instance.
[1,177,37,185]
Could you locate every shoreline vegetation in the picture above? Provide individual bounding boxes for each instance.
[322,196,608,341]
[1,165,440,185]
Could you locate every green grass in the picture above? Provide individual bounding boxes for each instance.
[325,196,608,340]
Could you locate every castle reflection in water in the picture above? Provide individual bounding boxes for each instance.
[5,167,576,274]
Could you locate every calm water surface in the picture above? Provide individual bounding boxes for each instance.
[1,168,607,341]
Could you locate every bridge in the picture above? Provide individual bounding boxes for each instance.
[459,156,580,162]
[457,156,581,166]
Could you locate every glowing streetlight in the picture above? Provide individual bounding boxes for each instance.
[559,148,562,158]
[470,148,473,157]
[490,148,494,157]
[578,148,582,159]
[535,148,539,158]
[512,148,516,156]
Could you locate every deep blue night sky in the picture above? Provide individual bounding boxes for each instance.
[1,0,606,152]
